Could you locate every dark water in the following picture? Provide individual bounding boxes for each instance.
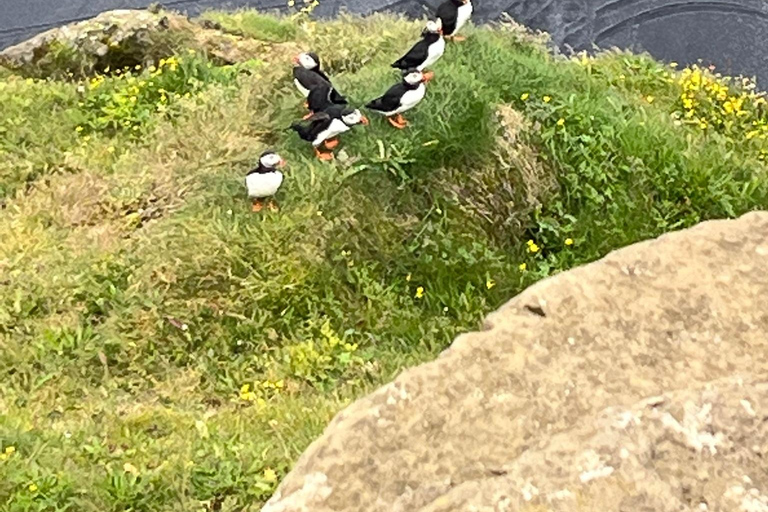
[2,0,767,85]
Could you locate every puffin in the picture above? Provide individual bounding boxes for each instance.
[436,0,473,41]
[245,151,286,212]
[391,20,445,72]
[290,107,369,160]
[292,52,347,107]
[302,82,345,120]
[365,69,433,129]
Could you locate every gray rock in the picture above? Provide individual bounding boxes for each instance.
[262,211,768,512]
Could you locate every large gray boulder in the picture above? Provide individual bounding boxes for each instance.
[0,9,276,77]
[262,211,768,512]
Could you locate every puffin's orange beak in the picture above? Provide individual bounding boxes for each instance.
[422,71,435,83]
[438,27,443,35]
[292,55,300,64]
[361,116,369,125]
[279,158,287,167]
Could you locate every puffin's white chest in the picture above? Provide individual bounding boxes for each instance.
[246,171,284,198]
[294,78,311,97]
[420,37,445,70]
[454,2,473,34]
[395,84,426,114]
[313,118,350,146]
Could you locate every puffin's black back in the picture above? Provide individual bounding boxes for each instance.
[391,32,440,70]
[290,112,333,142]
[436,0,462,35]
[366,74,420,112]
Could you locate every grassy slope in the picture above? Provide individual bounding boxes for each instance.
[1,11,767,512]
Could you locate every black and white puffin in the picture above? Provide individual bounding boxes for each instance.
[292,52,347,107]
[290,107,368,160]
[302,82,345,120]
[245,151,286,212]
[392,20,445,72]
[436,0,473,41]
[365,69,433,129]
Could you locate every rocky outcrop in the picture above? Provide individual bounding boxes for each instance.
[262,211,768,512]
[0,9,280,78]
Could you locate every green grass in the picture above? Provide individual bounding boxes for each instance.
[199,10,298,42]
[1,11,768,512]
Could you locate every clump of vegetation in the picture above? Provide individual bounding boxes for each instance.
[1,9,767,512]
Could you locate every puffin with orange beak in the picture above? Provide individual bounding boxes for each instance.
[290,107,369,161]
[436,0,473,42]
[292,52,347,108]
[366,69,433,129]
[392,20,445,72]
[246,151,287,212]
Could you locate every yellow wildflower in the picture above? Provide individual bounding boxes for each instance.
[415,286,424,299]
[25,78,35,85]
[4,446,14,455]
[645,95,655,104]
[28,484,38,492]
[518,263,527,271]
[543,95,551,103]
[556,118,565,126]
[107,146,115,153]
[669,62,678,68]
[123,463,139,475]
[240,384,254,401]
[527,243,540,253]
[486,278,496,290]
[565,238,574,246]
[0,454,6,461]
[520,92,529,101]
[406,273,411,282]
[263,468,277,482]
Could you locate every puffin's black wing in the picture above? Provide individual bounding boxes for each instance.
[308,82,348,111]
[293,66,330,90]
[328,87,348,105]
[436,0,458,35]
[290,111,332,141]
[314,68,331,82]
[392,38,430,70]
[307,83,334,112]
[366,83,407,113]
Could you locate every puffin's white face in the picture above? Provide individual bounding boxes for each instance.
[341,109,368,126]
[298,53,318,69]
[425,20,441,34]
[404,71,424,85]
[260,152,284,168]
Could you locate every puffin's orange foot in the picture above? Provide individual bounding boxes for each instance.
[267,200,279,212]
[302,112,313,120]
[252,199,264,212]
[453,35,467,42]
[388,114,408,129]
[324,138,339,149]
[387,117,404,129]
[315,147,334,161]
